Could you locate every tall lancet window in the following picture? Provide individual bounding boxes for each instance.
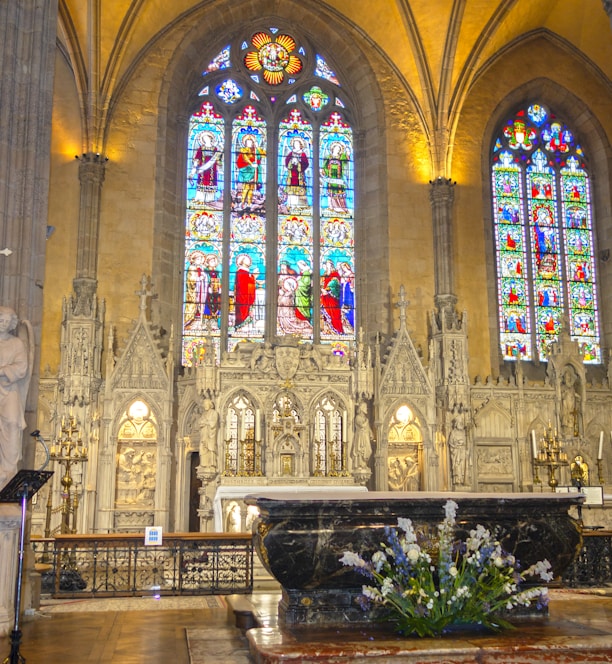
[182,29,356,365]
[492,102,600,363]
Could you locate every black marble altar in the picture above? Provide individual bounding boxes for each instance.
[245,491,584,627]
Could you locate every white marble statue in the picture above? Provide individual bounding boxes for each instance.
[560,365,579,437]
[448,403,468,486]
[0,306,32,490]
[199,397,219,469]
[353,400,373,469]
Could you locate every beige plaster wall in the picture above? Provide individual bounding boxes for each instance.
[96,54,164,334]
[42,51,81,371]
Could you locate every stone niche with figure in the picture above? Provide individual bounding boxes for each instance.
[386,404,422,492]
[113,401,159,531]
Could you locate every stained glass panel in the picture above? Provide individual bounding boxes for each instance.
[315,54,340,86]
[303,86,328,111]
[216,79,243,104]
[527,153,563,360]
[203,46,231,75]
[243,32,302,86]
[183,102,225,364]
[229,107,267,347]
[183,31,355,364]
[561,157,599,362]
[277,109,314,338]
[319,112,355,340]
[492,103,600,364]
[493,153,531,360]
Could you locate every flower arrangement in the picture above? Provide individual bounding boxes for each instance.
[339,499,553,637]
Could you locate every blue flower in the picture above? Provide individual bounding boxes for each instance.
[340,500,551,638]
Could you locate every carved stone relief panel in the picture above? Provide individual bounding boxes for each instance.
[386,404,423,491]
[476,445,514,478]
[115,400,158,508]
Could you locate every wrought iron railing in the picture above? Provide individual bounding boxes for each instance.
[31,532,254,598]
[562,530,612,587]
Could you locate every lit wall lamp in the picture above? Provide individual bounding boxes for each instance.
[74,153,109,163]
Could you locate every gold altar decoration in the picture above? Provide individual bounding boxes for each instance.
[313,437,349,477]
[46,414,88,534]
[223,430,263,477]
[531,424,568,490]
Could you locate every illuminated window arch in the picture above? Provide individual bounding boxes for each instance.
[492,102,600,363]
[182,28,355,365]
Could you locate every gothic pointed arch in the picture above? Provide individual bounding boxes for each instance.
[311,390,348,477]
[386,401,424,492]
[151,3,391,353]
[473,398,513,435]
[378,313,432,398]
[180,26,358,363]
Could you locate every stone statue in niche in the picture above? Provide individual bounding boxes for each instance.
[0,306,32,490]
[353,400,373,469]
[245,505,259,532]
[199,397,219,469]
[560,366,580,437]
[227,503,242,532]
[448,403,468,486]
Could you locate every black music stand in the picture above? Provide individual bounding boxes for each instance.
[1,469,53,664]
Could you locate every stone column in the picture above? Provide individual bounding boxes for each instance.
[429,177,472,490]
[0,0,58,464]
[53,154,107,533]
[73,153,107,314]
[0,0,58,630]
[429,177,457,324]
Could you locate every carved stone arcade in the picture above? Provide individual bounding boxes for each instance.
[29,278,612,538]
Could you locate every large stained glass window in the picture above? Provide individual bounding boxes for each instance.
[492,103,600,363]
[182,28,355,364]
[277,109,314,338]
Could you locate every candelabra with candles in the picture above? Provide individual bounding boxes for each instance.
[531,424,569,490]
[48,414,88,534]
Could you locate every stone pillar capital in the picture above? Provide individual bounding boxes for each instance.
[429,177,456,207]
[77,152,107,185]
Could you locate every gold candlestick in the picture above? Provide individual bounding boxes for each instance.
[49,414,89,534]
[532,423,569,491]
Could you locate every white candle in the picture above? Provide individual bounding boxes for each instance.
[531,430,537,459]
[598,431,604,460]
[255,410,261,441]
